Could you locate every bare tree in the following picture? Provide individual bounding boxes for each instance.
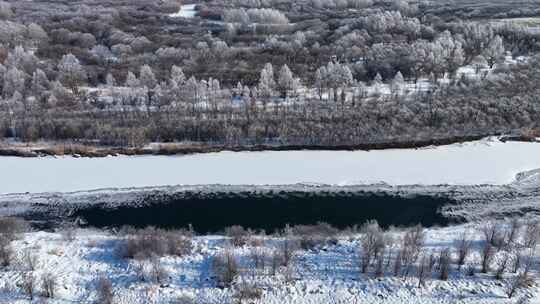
[454,232,472,271]
[250,247,266,273]
[374,247,388,278]
[512,251,523,273]
[212,249,239,288]
[506,251,537,298]
[41,272,56,298]
[480,241,494,273]
[505,270,535,298]
[480,221,505,249]
[21,272,35,300]
[359,220,386,274]
[393,250,402,277]
[416,254,430,287]
[278,227,299,267]
[495,251,510,280]
[505,219,522,249]
[400,224,425,277]
[21,248,38,271]
[438,248,451,281]
[149,257,168,284]
[523,220,540,248]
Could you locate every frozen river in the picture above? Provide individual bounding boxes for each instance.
[2,137,540,194]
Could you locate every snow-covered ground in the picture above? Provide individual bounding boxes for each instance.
[170,4,197,18]
[0,222,538,303]
[2,137,540,194]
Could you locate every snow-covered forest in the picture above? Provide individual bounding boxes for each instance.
[0,0,540,149]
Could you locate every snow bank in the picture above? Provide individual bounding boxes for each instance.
[2,137,540,194]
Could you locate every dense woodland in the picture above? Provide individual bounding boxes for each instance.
[1,0,540,147]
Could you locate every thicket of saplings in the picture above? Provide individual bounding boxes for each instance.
[0,217,539,303]
[1,0,540,149]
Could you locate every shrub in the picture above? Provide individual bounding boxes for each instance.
[292,222,339,250]
[149,257,169,284]
[41,272,56,298]
[212,250,239,288]
[96,276,114,304]
[233,281,263,302]
[438,248,451,281]
[0,217,29,241]
[225,225,250,247]
[21,272,35,300]
[0,236,12,267]
[20,248,38,271]
[454,232,472,271]
[117,227,192,260]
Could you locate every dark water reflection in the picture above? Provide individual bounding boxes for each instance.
[74,191,454,233]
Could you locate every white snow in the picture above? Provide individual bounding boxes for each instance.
[2,137,540,194]
[170,4,197,18]
[0,223,538,303]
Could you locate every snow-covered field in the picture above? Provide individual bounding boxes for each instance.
[0,222,538,304]
[2,137,540,194]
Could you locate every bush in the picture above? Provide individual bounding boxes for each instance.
[233,281,263,302]
[0,217,29,241]
[0,236,12,267]
[438,248,451,281]
[291,222,339,250]
[21,272,35,300]
[20,248,38,271]
[117,227,192,260]
[96,276,114,304]
[225,225,250,247]
[212,250,239,288]
[41,272,56,298]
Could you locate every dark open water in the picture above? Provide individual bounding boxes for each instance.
[73,191,454,233]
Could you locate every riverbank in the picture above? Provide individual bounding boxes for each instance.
[0,133,536,158]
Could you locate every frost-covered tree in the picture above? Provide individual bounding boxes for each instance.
[435,31,465,78]
[26,23,48,45]
[139,65,157,89]
[483,36,505,68]
[277,64,294,98]
[30,69,49,98]
[372,73,384,95]
[57,53,87,94]
[0,64,5,96]
[125,71,140,88]
[258,63,276,105]
[390,71,405,95]
[3,67,26,98]
[314,67,325,100]
[315,62,353,102]
[472,55,488,76]
[170,65,186,86]
[105,73,116,87]
[0,1,12,20]
[4,46,39,75]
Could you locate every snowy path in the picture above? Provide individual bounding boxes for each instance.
[2,137,540,194]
